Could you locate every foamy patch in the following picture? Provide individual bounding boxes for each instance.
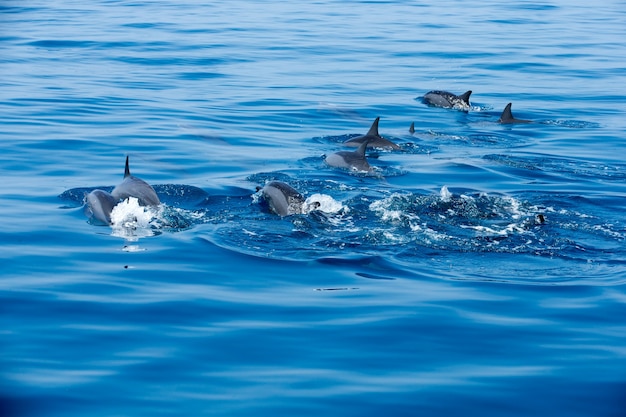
[110,197,159,240]
[439,185,452,202]
[461,223,526,237]
[369,193,420,223]
[123,245,146,253]
[501,195,523,218]
[303,193,346,214]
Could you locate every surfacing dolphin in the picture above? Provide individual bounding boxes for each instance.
[258,181,308,216]
[498,103,532,124]
[86,189,117,224]
[85,156,160,225]
[343,117,400,150]
[111,156,161,207]
[423,90,472,111]
[325,137,372,172]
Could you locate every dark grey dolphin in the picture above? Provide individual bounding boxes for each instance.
[86,189,117,225]
[423,90,472,111]
[343,117,400,150]
[111,156,160,206]
[259,181,306,216]
[325,137,372,172]
[498,103,532,124]
[409,122,415,135]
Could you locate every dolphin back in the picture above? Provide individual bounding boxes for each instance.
[112,176,161,206]
[343,117,400,150]
[326,137,372,172]
[112,156,161,206]
[423,90,453,107]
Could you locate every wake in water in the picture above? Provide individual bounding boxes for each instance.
[368,187,547,253]
[192,175,623,273]
[57,104,623,282]
[58,171,624,276]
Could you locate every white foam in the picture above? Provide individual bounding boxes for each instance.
[461,223,526,237]
[110,197,158,240]
[369,193,420,223]
[303,193,346,214]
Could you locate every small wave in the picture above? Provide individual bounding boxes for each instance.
[60,178,625,282]
[483,154,626,181]
[543,120,601,129]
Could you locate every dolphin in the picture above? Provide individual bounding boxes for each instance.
[423,90,472,111]
[258,181,306,216]
[111,156,160,206]
[86,189,117,224]
[325,137,372,172]
[498,103,532,124]
[343,117,400,150]
[409,122,415,135]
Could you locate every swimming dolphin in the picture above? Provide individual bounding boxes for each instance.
[423,90,472,111]
[409,122,415,135]
[498,103,532,124]
[86,189,117,224]
[325,137,372,172]
[258,181,306,216]
[111,156,160,206]
[343,117,400,150]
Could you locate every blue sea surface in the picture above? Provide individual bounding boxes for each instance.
[2,1,626,416]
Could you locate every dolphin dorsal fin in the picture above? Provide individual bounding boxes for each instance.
[356,137,371,157]
[409,122,415,134]
[366,117,381,137]
[124,155,131,178]
[499,103,514,123]
[459,90,472,105]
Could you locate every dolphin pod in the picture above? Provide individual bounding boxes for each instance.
[79,91,541,221]
[86,156,160,224]
[263,93,537,215]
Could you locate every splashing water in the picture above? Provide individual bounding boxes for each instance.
[439,185,453,202]
[110,197,159,240]
[303,193,346,215]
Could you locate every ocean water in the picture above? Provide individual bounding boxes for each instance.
[2,1,626,416]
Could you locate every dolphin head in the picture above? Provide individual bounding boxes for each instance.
[260,181,305,216]
[111,156,161,206]
[86,189,117,225]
